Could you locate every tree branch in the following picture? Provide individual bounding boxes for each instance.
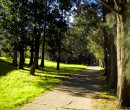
[100,0,121,15]
[114,0,121,7]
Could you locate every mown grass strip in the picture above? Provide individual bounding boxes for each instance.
[0,57,86,110]
[97,68,117,110]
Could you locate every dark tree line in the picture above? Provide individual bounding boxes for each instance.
[0,0,80,74]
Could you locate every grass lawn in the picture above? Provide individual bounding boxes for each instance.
[0,57,86,110]
[96,69,117,110]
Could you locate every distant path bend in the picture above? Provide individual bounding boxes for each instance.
[20,66,103,110]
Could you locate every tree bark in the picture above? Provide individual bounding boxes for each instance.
[40,39,45,67]
[109,35,117,89]
[30,35,40,75]
[18,48,24,69]
[29,45,34,65]
[103,28,109,76]
[116,13,126,107]
[40,0,47,67]
[102,4,111,77]
[105,33,111,81]
[12,51,18,67]
[41,0,47,67]
[114,1,130,107]
[100,0,129,107]
[57,29,61,70]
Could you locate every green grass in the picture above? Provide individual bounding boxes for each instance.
[94,67,117,110]
[98,66,105,71]
[99,79,117,110]
[100,82,116,100]
[0,57,86,110]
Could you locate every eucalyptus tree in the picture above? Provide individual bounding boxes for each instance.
[105,12,117,89]
[45,10,67,70]
[40,0,47,67]
[29,0,46,75]
[100,0,130,107]
[16,1,29,69]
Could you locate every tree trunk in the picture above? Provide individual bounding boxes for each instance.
[103,28,110,77]
[57,29,61,70]
[105,32,112,82]
[18,48,24,69]
[30,35,40,75]
[109,35,117,89]
[116,13,126,107]
[100,0,129,107]
[40,0,47,67]
[102,5,110,77]
[36,59,39,69]
[40,39,45,67]
[29,45,34,65]
[12,51,17,67]
[57,54,60,70]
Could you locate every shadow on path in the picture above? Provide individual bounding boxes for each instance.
[20,66,107,110]
[55,67,109,100]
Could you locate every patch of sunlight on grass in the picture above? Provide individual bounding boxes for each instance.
[98,81,117,110]
[100,83,116,100]
[97,66,105,75]
[98,66,104,71]
[104,108,111,110]
[0,57,87,110]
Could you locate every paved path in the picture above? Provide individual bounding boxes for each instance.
[20,66,103,110]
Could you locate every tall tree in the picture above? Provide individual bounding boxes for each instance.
[0,0,28,69]
[30,0,43,75]
[100,0,129,107]
[105,12,117,89]
[40,0,47,67]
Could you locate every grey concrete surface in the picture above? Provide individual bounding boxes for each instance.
[20,66,102,110]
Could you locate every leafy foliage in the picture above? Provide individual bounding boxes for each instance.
[87,28,104,62]
[124,6,130,83]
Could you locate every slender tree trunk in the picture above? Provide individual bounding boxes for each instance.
[36,59,39,69]
[105,33,111,81]
[18,48,24,69]
[109,35,117,89]
[40,39,45,67]
[103,27,110,77]
[12,51,17,67]
[57,51,60,70]
[116,13,126,107]
[40,0,47,67]
[57,29,61,70]
[88,54,91,65]
[102,5,110,77]
[30,35,40,75]
[29,45,34,65]
[56,47,61,70]
[100,0,129,107]
[114,1,130,107]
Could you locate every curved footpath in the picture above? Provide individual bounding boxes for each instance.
[20,66,103,110]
